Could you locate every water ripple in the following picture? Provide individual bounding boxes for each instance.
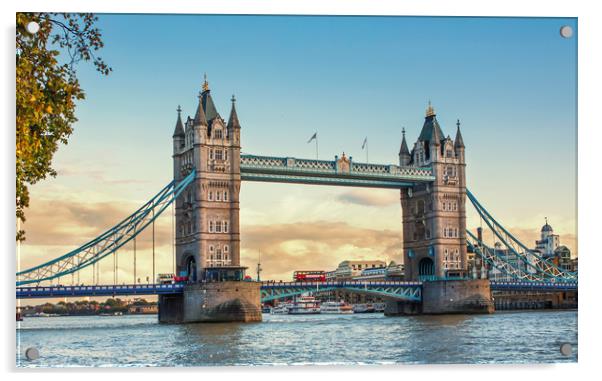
[16,310,577,367]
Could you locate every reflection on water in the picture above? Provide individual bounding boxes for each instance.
[16,310,577,367]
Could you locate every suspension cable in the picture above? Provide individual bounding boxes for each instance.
[172,202,175,274]
[134,226,137,285]
[152,209,155,285]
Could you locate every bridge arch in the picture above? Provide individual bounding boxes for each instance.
[418,257,435,278]
[184,254,197,282]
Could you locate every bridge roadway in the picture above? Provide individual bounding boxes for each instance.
[16,280,577,300]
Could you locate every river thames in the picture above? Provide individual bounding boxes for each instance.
[16,310,577,367]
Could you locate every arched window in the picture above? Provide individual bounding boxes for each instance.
[209,221,214,233]
[224,221,229,233]
[224,191,228,201]
[209,149,214,160]
[216,191,221,201]
[208,191,213,201]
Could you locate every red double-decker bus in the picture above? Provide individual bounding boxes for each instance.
[293,271,326,282]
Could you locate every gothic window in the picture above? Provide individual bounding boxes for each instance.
[224,191,228,201]
[445,166,456,177]
[446,149,453,158]
[224,150,228,160]
[224,221,229,233]
[215,150,223,161]
[224,245,229,253]
[417,200,425,216]
[214,129,223,139]
[216,191,221,201]
[416,222,425,240]
[209,149,214,160]
[209,221,214,233]
[208,191,213,201]
[217,221,223,233]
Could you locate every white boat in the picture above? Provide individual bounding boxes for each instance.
[352,303,376,313]
[288,295,321,315]
[270,304,289,314]
[320,300,353,314]
[373,302,386,312]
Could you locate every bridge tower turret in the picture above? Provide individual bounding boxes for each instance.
[173,76,243,282]
[400,103,467,281]
[399,128,411,166]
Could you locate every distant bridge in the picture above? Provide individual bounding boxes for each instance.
[16,280,578,302]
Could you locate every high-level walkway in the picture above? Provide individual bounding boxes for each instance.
[240,154,434,188]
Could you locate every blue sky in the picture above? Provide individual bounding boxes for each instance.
[21,15,577,282]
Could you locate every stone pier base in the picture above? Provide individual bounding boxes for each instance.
[385,279,494,316]
[158,281,262,323]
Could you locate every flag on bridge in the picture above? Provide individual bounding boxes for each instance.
[362,137,368,149]
[307,132,317,143]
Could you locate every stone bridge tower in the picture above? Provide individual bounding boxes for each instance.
[172,77,242,282]
[400,103,467,281]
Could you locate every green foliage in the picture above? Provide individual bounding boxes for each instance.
[16,13,111,241]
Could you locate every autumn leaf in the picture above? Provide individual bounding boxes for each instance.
[16,12,111,242]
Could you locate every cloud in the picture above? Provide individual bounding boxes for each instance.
[240,221,403,281]
[57,166,150,185]
[21,198,173,249]
[336,189,400,207]
[19,196,577,286]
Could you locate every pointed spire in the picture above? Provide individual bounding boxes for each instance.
[431,116,441,144]
[454,118,465,148]
[426,100,436,117]
[399,128,412,166]
[193,91,208,126]
[399,128,409,155]
[172,105,185,137]
[418,101,444,142]
[202,72,210,92]
[227,94,241,129]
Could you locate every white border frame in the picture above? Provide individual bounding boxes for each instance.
[3,1,600,380]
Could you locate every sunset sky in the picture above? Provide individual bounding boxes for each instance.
[18,15,577,285]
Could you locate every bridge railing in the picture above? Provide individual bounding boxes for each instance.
[240,154,434,180]
[260,280,423,287]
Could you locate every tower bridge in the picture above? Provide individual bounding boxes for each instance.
[16,77,577,322]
